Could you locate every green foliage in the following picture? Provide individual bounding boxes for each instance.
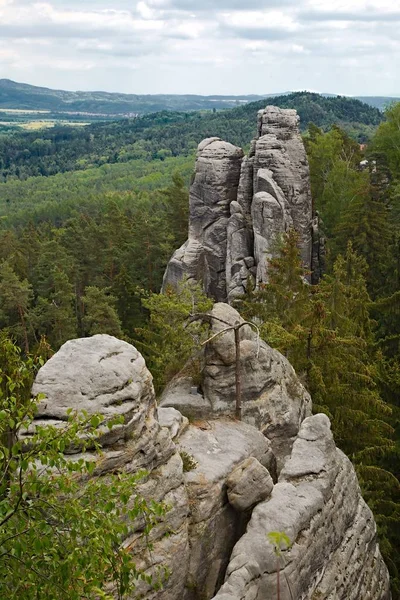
[82,286,123,338]
[136,281,212,394]
[307,125,366,237]
[372,103,400,179]
[0,155,194,225]
[0,335,166,599]
[180,451,198,472]
[267,531,292,555]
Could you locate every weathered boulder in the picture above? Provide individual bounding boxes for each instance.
[32,335,190,600]
[162,138,244,301]
[212,414,391,600]
[226,457,274,512]
[161,303,312,466]
[158,406,189,440]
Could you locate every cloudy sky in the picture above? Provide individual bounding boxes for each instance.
[0,0,399,96]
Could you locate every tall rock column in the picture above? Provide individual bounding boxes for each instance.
[257,106,313,268]
[162,137,243,302]
[163,106,317,303]
[226,106,313,300]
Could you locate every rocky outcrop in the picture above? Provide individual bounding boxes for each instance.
[177,419,274,599]
[213,414,391,600]
[160,303,311,466]
[163,106,316,302]
[31,334,391,600]
[31,335,190,600]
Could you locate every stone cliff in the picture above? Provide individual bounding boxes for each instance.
[163,106,321,301]
[32,323,391,600]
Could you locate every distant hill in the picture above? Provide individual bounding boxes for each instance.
[0,91,385,182]
[0,79,269,115]
[1,78,398,116]
[354,96,400,110]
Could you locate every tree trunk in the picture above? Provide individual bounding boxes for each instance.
[234,326,242,420]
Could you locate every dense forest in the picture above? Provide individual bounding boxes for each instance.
[0,96,400,595]
[0,92,383,181]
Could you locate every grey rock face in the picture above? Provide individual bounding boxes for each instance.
[32,335,190,600]
[212,414,391,600]
[162,138,244,302]
[227,106,312,298]
[177,419,274,599]
[163,105,316,303]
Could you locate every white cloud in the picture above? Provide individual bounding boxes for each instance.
[0,0,398,96]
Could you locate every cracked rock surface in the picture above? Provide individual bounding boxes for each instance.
[161,303,312,467]
[32,334,189,600]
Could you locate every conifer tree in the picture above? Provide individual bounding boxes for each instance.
[34,268,77,348]
[136,281,212,394]
[82,286,123,338]
[0,261,33,353]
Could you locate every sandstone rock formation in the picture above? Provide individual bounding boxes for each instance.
[163,106,316,302]
[32,334,391,600]
[213,414,391,600]
[160,303,311,466]
[32,335,190,600]
[162,138,244,302]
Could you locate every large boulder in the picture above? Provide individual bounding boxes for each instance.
[212,414,391,600]
[226,457,274,512]
[31,335,190,600]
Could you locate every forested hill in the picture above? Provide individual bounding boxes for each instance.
[0,92,383,181]
[1,78,398,114]
[0,79,266,114]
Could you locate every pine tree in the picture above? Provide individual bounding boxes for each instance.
[0,261,33,353]
[82,286,123,338]
[135,281,212,394]
[34,268,77,349]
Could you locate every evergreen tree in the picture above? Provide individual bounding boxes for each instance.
[136,281,212,394]
[0,261,33,353]
[34,268,77,348]
[160,172,189,248]
[82,286,123,338]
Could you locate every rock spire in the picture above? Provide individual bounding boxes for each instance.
[163,106,315,301]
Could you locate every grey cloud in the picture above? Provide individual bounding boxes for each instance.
[220,24,294,40]
[149,0,297,10]
[77,41,160,58]
[299,10,400,22]
[0,24,101,38]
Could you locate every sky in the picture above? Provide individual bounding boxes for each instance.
[0,0,399,96]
